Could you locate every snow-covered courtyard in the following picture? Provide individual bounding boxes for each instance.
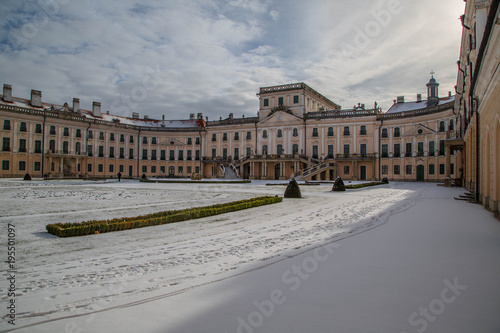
[1,179,499,333]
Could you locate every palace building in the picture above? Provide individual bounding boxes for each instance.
[0,78,460,183]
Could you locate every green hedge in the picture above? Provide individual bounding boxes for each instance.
[46,196,282,237]
[345,181,384,189]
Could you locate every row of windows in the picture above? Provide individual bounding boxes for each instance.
[381,141,446,158]
[380,120,454,138]
[380,164,454,175]
[263,95,301,107]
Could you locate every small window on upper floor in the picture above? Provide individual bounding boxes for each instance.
[277,129,283,138]
[327,127,334,136]
[263,99,269,107]
[312,128,318,137]
[382,128,388,138]
[20,122,27,132]
[293,95,299,104]
[360,125,367,135]
[278,97,284,106]
[262,130,267,139]
[394,127,400,137]
[343,126,350,136]
[3,120,11,130]
[293,128,299,137]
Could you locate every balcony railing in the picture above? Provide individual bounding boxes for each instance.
[335,153,376,160]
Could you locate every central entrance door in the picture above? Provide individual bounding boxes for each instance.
[360,166,367,180]
[274,164,280,180]
[417,165,425,181]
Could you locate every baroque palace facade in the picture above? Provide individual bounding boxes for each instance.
[0,79,459,184]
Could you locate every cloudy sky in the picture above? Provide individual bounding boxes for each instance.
[0,0,465,120]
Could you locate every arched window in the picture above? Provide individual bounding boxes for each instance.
[277,144,283,155]
[49,140,55,153]
[292,144,299,155]
[277,129,283,138]
[262,145,268,155]
[75,142,81,154]
[263,130,268,138]
[62,141,69,154]
[292,128,298,137]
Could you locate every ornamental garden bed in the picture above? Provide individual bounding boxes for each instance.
[46,196,282,237]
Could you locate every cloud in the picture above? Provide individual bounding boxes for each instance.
[0,0,465,120]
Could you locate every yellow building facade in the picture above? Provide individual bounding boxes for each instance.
[1,80,460,184]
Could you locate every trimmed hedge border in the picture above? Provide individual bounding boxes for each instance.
[46,196,282,237]
[140,179,252,184]
[345,181,385,189]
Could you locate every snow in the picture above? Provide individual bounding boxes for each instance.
[1,180,500,332]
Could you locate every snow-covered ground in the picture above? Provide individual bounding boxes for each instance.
[1,179,499,332]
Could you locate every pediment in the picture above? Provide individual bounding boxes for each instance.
[258,111,303,126]
[159,138,186,146]
[404,124,436,137]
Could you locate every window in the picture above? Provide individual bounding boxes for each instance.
[234,148,239,160]
[343,144,350,157]
[195,150,200,161]
[294,144,300,155]
[344,165,350,174]
[394,127,400,137]
[449,119,454,131]
[394,165,401,175]
[312,145,319,159]
[360,144,367,156]
[142,149,148,160]
[169,150,175,160]
[277,129,283,138]
[278,97,284,105]
[223,133,228,141]
[212,149,216,158]
[19,139,26,153]
[212,133,217,142]
[169,166,175,176]
[142,165,147,173]
[327,127,334,137]
[186,166,191,174]
[264,99,269,107]
[327,145,334,158]
[63,127,69,136]
[394,144,401,158]
[262,145,268,155]
[178,166,183,175]
[3,120,11,130]
[262,130,268,138]
[119,165,124,173]
[20,122,27,132]
[160,166,165,174]
[160,150,166,160]
[178,150,183,161]
[151,149,157,160]
[50,126,56,135]
[76,129,81,137]
[18,161,26,171]
[293,95,299,104]
[439,121,445,132]
[416,142,424,157]
[278,144,284,155]
[49,140,56,153]
[51,162,55,172]
[99,132,104,140]
[87,164,92,172]
[109,164,114,173]
[186,137,191,145]
[129,135,134,143]
[439,164,445,175]
[62,141,69,154]
[293,128,299,137]
[429,164,435,175]
[75,142,81,154]
[222,148,228,159]
[129,148,134,159]
[429,141,435,156]
[186,150,191,160]
[152,137,156,144]
[87,144,93,156]
[195,137,200,145]
[88,130,93,139]
[451,163,455,174]
[195,166,200,174]
[382,144,388,158]
[246,131,251,140]
[382,128,388,138]
[109,146,115,158]
[312,128,318,137]
[35,124,42,133]
[119,147,125,159]
[34,161,41,171]
[406,165,412,175]
[110,133,115,141]
[246,147,252,157]
[405,143,412,157]
[439,140,445,156]
[98,146,104,157]
[143,136,148,144]
[35,140,42,154]
[120,134,125,142]
[234,132,239,140]
[343,126,350,136]
[382,165,388,174]
[360,125,367,135]
[2,160,9,170]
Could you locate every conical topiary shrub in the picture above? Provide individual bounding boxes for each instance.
[141,173,147,180]
[284,178,302,198]
[23,173,32,181]
[332,176,346,191]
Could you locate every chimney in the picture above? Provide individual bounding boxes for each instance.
[132,112,139,119]
[31,89,42,107]
[3,84,12,102]
[396,96,405,104]
[144,115,149,120]
[189,113,195,120]
[92,101,101,117]
[229,113,234,119]
[197,113,203,119]
[448,91,452,97]
[72,98,80,112]
[417,94,422,102]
